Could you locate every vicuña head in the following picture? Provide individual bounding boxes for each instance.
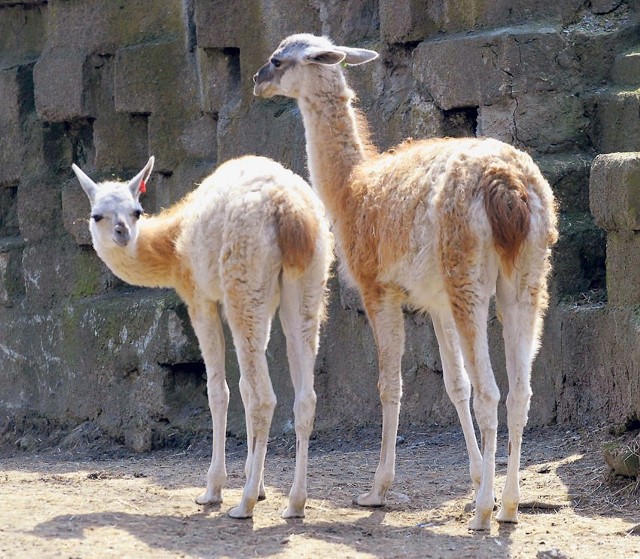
[72,157,153,251]
[253,33,378,100]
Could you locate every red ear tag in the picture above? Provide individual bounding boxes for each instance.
[139,179,146,194]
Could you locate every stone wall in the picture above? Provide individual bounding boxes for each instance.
[1,0,639,451]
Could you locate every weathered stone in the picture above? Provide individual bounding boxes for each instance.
[33,47,86,122]
[312,0,377,44]
[61,178,92,246]
[3,0,640,449]
[193,0,251,49]
[197,47,241,114]
[414,26,576,111]
[94,114,149,172]
[551,213,606,298]
[0,238,25,307]
[0,185,19,237]
[594,90,640,154]
[17,177,62,243]
[380,0,438,43]
[612,50,640,86]
[590,152,640,232]
[0,67,26,186]
[217,99,308,178]
[591,0,623,15]
[0,3,46,69]
[114,41,185,114]
[537,153,592,214]
[606,230,640,306]
[45,0,183,52]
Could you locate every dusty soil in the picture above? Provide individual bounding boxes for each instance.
[1,425,639,559]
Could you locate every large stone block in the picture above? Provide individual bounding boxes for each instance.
[17,177,62,243]
[0,3,45,68]
[0,238,25,308]
[413,26,575,111]
[34,47,87,122]
[479,93,587,154]
[313,0,376,44]
[61,178,92,246]
[197,47,241,114]
[551,213,605,298]
[537,153,592,214]
[45,0,183,52]
[114,41,185,114]
[216,99,308,179]
[193,0,251,49]
[380,0,438,43]
[594,90,640,154]
[605,230,640,306]
[383,0,586,39]
[0,67,23,186]
[94,114,149,172]
[612,49,640,86]
[590,152,640,232]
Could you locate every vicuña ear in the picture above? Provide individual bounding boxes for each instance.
[336,46,379,66]
[302,47,346,66]
[129,156,155,199]
[71,163,99,203]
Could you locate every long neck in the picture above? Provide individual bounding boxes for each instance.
[298,76,374,215]
[94,214,183,290]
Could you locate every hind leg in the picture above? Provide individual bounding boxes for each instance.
[278,273,324,518]
[445,262,500,531]
[191,302,229,506]
[223,269,279,519]
[432,312,483,497]
[495,271,546,524]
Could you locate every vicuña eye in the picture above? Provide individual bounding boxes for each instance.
[91,214,103,223]
[133,209,142,220]
[271,58,281,68]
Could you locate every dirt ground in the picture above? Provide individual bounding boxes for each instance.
[1,425,639,559]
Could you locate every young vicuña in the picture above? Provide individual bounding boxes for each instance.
[72,155,333,519]
[253,34,558,531]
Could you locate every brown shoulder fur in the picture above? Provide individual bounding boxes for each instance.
[482,163,531,275]
[272,189,319,275]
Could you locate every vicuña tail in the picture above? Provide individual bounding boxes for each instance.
[272,190,319,277]
[482,163,531,275]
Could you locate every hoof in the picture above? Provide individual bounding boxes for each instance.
[195,490,222,506]
[496,507,518,524]
[227,505,253,519]
[468,514,491,532]
[282,506,305,519]
[353,491,386,508]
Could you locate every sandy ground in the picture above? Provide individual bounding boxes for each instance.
[1,425,639,559]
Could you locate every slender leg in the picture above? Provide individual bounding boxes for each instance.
[431,312,483,496]
[278,274,323,518]
[355,289,405,507]
[495,272,544,524]
[445,268,500,532]
[190,302,229,506]
[238,376,267,501]
[223,277,278,520]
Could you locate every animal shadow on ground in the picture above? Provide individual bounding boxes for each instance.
[29,508,513,559]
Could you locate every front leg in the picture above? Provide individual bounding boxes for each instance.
[189,303,229,506]
[355,289,405,507]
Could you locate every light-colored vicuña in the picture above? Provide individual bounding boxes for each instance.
[254,34,558,531]
[72,155,333,519]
